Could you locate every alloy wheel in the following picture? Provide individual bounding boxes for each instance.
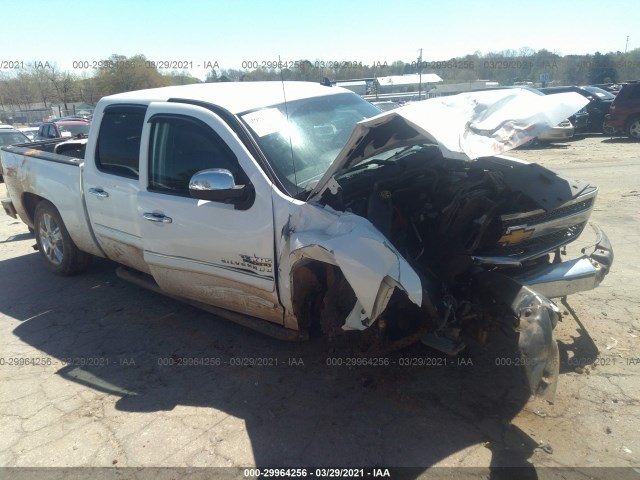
[39,213,64,265]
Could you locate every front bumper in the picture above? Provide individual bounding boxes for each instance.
[475,271,562,401]
[474,224,613,401]
[538,127,574,141]
[513,225,613,298]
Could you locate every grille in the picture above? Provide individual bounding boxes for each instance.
[502,198,593,227]
[487,222,587,257]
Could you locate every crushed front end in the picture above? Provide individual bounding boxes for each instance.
[287,90,613,400]
[290,148,612,400]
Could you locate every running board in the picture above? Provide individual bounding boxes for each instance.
[115,266,308,342]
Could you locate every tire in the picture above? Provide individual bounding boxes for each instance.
[626,117,640,140]
[34,200,91,275]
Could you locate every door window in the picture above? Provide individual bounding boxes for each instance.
[95,106,146,179]
[148,115,242,196]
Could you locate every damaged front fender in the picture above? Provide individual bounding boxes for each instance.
[280,203,422,331]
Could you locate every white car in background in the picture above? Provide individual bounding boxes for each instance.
[0,124,31,143]
[537,119,574,142]
[18,127,39,141]
[0,126,30,182]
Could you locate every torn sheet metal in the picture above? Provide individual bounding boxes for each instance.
[401,89,589,158]
[309,89,589,201]
[280,203,422,330]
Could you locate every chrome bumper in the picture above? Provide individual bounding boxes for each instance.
[513,225,613,298]
[471,225,612,401]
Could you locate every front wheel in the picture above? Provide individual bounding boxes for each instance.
[34,200,91,275]
[627,117,640,140]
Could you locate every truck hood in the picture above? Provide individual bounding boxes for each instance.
[308,88,589,202]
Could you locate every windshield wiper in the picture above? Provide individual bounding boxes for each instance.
[339,159,395,176]
[339,145,421,176]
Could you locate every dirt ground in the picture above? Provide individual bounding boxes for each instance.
[0,135,638,479]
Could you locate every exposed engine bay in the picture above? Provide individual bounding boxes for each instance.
[325,145,541,272]
[321,143,596,288]
[302,143,611,400]
[278,90,613,401]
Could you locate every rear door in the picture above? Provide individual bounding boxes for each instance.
[82,104,150,272]
[137,102,282,324]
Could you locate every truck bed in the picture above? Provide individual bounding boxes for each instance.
[4,138,87,162]
[0,139,101,256]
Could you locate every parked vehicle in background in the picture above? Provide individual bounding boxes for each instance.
[469,87,579,144]
[570,107,590,133]
[539,86,615,133]
[0,127,30,182]
[370,100,402,111]
[605,81,640,139]
[536,118,574,142]
[18,127,39,141]
[49,115,91,123]
[36,120,90,140]
[591,83,622,95]
[0,125,31,144]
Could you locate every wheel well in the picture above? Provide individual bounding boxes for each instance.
[625,114,640,127]
[625,115,640,137]
[291,261,356,334]
[22,192,45,225]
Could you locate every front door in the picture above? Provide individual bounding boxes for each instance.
[137,102,282,324]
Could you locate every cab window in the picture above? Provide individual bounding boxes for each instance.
[148,115,241,196]
[95,106,146,179]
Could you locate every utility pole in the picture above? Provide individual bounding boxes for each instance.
[625,36,629,54]
[418,48,423,100]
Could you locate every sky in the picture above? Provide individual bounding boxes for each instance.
[2,0,637,80]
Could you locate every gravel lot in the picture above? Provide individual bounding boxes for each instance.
[0,135,638,479]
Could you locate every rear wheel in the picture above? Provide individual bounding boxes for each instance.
[34,200,91,275]
[626,117,640,140]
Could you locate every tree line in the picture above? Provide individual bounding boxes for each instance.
[1,49,639,114]
[0,54,200,114]
[212,48,640,88]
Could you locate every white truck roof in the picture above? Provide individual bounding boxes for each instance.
[100,81,348,114]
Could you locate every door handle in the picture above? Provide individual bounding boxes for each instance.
[143,213,172,224]
[88,187,109,198]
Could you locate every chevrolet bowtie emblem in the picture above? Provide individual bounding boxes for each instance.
[499,226,535,246]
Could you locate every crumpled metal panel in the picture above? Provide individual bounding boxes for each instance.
[309,89,589,201]
[280,203,422,330]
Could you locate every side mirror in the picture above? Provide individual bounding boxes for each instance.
[189,169,253,206]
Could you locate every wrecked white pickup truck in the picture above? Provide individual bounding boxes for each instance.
[1,83,613,400]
